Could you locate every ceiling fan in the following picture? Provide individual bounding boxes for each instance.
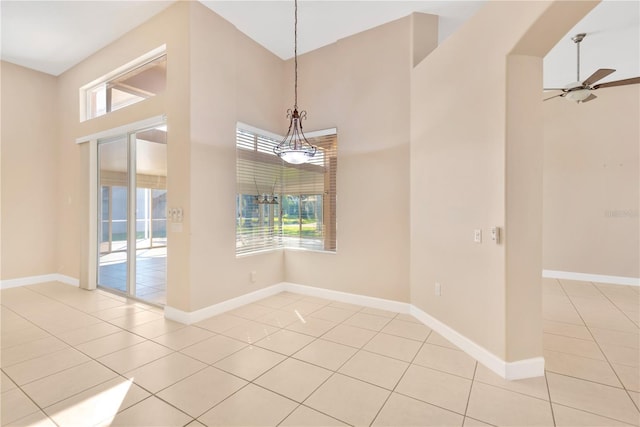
[544,33,640,103]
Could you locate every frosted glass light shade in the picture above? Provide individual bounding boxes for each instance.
[566,88,590,102]
[278,150,312,164]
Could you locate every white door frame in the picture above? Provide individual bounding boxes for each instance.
[82,115,166,293]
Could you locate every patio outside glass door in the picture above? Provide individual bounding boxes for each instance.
[97,123,167,305]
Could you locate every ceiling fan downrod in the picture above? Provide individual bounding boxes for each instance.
[572,33,586,82]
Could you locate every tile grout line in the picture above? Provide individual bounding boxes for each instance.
[2,285,199,425]
[286,306,398,426]
[192,300,354,423]
[367,328,467,426]
[543,315,558,427]
[543,315,638,338]
[4,283,638,426]
[296,307,394,425]
[4,289,462,426]
[126,393,197,426]
[543,330,596,342]
[541,346,612,364]
[10,284,171,354]
[373,326,487,424]
[591,281,640,333]
[566,282,640,391]
[190,300,373,426]
[12,288,314,425]
[248,380,350,427]
[462,360,479,423]
[1,375,58,426]
[557,279,640,416]
[544,369,629,390]
[153,363,252,422]
[0,289,111,426]
[24,281,161,315]
[46,339,198,422]
[551,401,640,426]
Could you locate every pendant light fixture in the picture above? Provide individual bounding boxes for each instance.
[273,0,317,165]
[254,178,279,205]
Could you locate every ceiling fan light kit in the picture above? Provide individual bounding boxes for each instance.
[544,33,640,103]
[565,88,591,102]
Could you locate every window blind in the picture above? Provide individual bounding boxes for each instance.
[236,126,337,255]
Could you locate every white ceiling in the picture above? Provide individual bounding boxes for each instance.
[0,1,174,77]
[543,0,639,88]
[1,0,638,88]
[201,1,484,59]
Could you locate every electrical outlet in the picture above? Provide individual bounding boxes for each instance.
[474,229,482,243]
[169,207,184,223]
[435,282,442,296]
[491,227,500,244]
[250,271,257,283]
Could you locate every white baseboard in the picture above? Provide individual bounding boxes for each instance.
[1,274,544,380]
[0,274,79,289]
[409,305,544,380]
[282,282,411,314]
[164,283,287,324]
[505,357,546,380]
[543,270,640,287]
[166,281,542,380]
[164,282,411,325]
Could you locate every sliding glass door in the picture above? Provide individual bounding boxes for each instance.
[97,123,167,305]
[98,136,129,293]
[133,129,167,304]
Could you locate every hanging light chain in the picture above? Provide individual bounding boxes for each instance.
[294,0,298,109]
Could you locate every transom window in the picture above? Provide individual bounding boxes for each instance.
[236,125,337,255]
[81,46,166,121]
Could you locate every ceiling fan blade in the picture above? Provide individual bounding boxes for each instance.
[543,88,567,91]
[593,76,640,90]
[543,93,565,101]
[581,94,597,103]
[582,68,616,86]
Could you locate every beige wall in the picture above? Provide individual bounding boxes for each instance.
[1,62,59,279]
[410,1,597,360]
[2,3,429,308]
[283,14,438,303]
[188,2,285,310]
[543,85,640,279]
[55,2,192,309]
[52,2,285,311]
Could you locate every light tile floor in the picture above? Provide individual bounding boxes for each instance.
[0,279,638,426]
[99,247,167,305]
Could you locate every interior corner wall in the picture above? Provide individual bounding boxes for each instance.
[1,62,58,280]
[282,15,437,303]
[187,2,285,311]
[543,85,640,279]
[412,13,439,67]
[52,1,286,312]
[410,0,597,360]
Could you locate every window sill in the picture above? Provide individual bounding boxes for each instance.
[236,246,337,258]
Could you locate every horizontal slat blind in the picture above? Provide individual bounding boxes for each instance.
[236,129,283,255]
[281,133,337,251]
[236,126,337,255]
